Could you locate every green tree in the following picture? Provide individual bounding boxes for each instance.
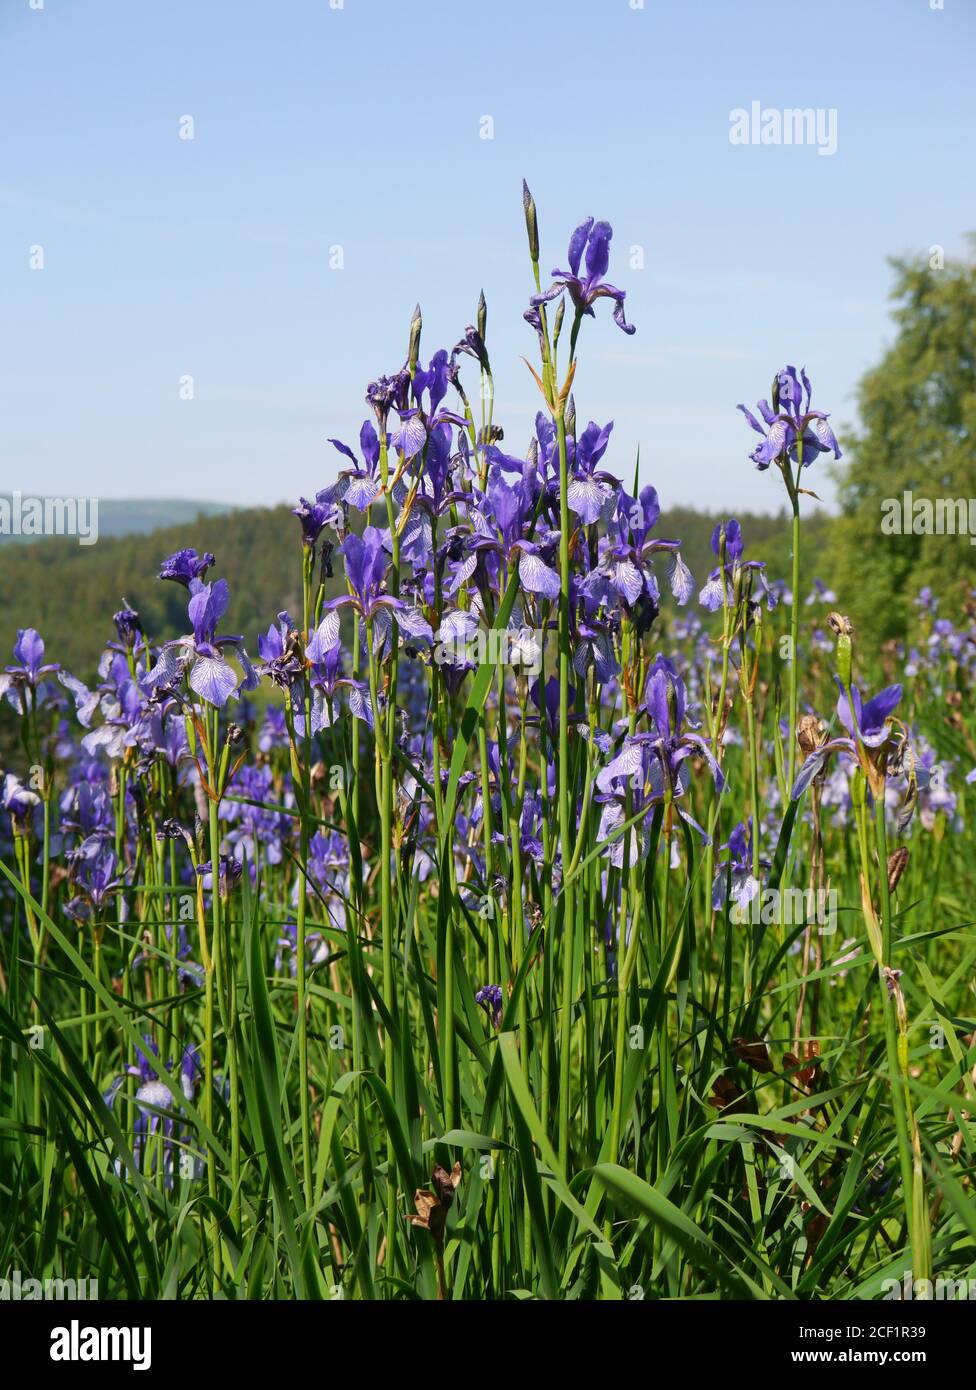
[832,240,976,640]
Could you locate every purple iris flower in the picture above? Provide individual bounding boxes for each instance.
[65,832,121,919]
[58,669,101,730]
[323,528,433,655]
[400,425,472,572]
[791,680,903,799]
[221,764,293,868]
[293,494,340,545]
[401,423,467,568]
[59,776,113,843]
[641,654,723,796]
[275,921,330,976]
[468,475,561,601]
[363,351,466,469]
[711,820,766,913]
[297,830,352,934]
[142,706,189,771]
[583,487,692,611]
[331,528,393,619]
[475,984,504,1029]
[595,657,720,858]
[518,791,546,866]
[453,322,490,373]
[738,366,841,471]
[158,548,215,586]
[837,680,903,748]
[146,577,259,709]
[394,349,468,458]
[104,1038,203,1185]
[257,611,303,689]
[2,773,41,831]
[531,218,635,335]
[573,590,620,685]
[322,420,387,511]
[0,629,60,712]
[63,651,149,761]
[698,519,776,612]
[196,854,244,899]
[566,420,621,525]
[301,639,374,732]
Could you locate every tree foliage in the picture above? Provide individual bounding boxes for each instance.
[831,242,976,639]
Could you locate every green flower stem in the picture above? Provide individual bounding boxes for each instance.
[874,795,928,1284]
[785,456,802,796]
[555,408,577,1171]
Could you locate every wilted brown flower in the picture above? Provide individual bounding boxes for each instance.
[409,1162,462,1300]
[731,1037,774,1074]
[408,1162,461,1248]
[797,714,826,760]
[711,1075,747,1114]
[783,1041,820,1087]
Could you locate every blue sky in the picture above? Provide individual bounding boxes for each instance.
[2,0,973,515]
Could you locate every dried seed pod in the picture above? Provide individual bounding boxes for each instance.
[887,846,910,893]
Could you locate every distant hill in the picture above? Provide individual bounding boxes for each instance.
[0,504,302,684]
[0,497,235,545]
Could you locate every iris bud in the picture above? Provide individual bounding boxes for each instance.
[565,393,576,439]
[828,612,854,688]
[408,303,422,375]
[522,179,539,263]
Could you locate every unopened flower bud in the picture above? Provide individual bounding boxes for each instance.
[828,613,854,688]
[522,178,539,263]
[553,296,565,342]
[408,303,422,374]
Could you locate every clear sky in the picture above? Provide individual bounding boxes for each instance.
[2,0,973,515]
